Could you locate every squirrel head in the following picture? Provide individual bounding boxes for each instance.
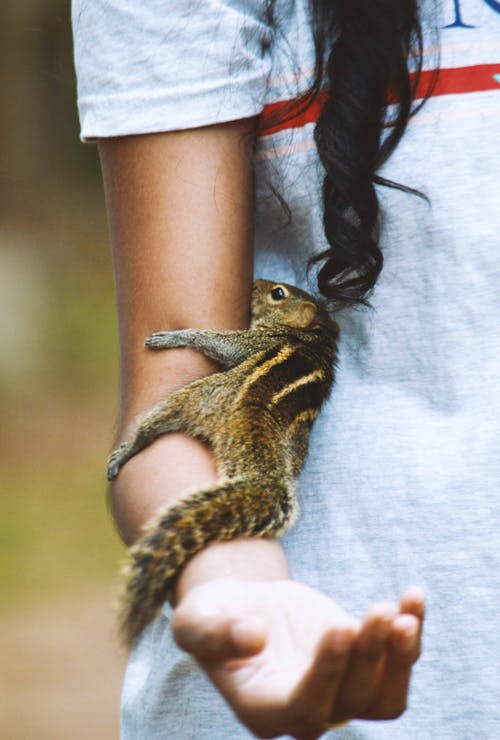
[251,280,337,334]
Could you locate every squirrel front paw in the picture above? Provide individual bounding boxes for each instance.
[145,329,194,350]
[145,331,170,349]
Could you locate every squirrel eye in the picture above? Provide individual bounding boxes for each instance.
[271,286,286,301]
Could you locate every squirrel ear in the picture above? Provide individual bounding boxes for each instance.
[287,301,317,329]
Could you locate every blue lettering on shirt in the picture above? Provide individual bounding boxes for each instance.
[445,0,500,27]
[483,0,500,12]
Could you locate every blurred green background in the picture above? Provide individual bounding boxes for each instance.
[0,2,125,737]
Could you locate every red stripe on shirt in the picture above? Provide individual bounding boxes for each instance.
[414,63,500,98]
[259,63,500,136]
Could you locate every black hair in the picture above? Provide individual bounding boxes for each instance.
[272,1,438,307]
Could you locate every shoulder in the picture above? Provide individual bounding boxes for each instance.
[73,0,279,139]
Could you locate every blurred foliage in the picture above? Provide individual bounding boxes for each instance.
[0,0,102,228]
[0,0,123,615]
[0,464,121,612]
[40,266,118,398]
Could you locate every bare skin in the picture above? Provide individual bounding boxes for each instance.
[98,123,424,739]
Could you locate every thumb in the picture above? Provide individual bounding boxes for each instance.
[172,600,266,662]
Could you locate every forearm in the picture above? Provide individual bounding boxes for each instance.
[98,124,254,534]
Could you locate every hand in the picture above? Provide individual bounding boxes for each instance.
[172,578,424,739]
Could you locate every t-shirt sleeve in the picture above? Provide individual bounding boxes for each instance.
[72,0,273,139]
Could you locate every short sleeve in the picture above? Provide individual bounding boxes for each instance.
[72,0,273,139]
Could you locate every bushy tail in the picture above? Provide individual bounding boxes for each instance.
[118,477,296,648]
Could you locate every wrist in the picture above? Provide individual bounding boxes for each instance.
[173,537,291,607]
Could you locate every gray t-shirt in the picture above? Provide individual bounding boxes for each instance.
[73,1,500,737]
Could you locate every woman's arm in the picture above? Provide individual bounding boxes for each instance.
[98,123,423,739]
[99,120,258,542]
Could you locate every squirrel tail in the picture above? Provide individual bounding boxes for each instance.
[118,477,296,649]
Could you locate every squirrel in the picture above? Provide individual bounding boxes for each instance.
[107,279,339,648]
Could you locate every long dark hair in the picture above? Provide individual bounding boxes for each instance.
[273,1,437,307]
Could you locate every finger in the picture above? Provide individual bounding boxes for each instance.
[334,602,398,717]
[173,605,267,662]
[394,586,425,671]
[365,612,421,719]
[289,622,358,726]
[399,586,426,620]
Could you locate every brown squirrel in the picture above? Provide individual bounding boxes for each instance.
[107,279,339,647]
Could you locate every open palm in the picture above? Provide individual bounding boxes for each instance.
[173,578,424,739]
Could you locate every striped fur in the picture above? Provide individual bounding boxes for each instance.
[107,280,339,647]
